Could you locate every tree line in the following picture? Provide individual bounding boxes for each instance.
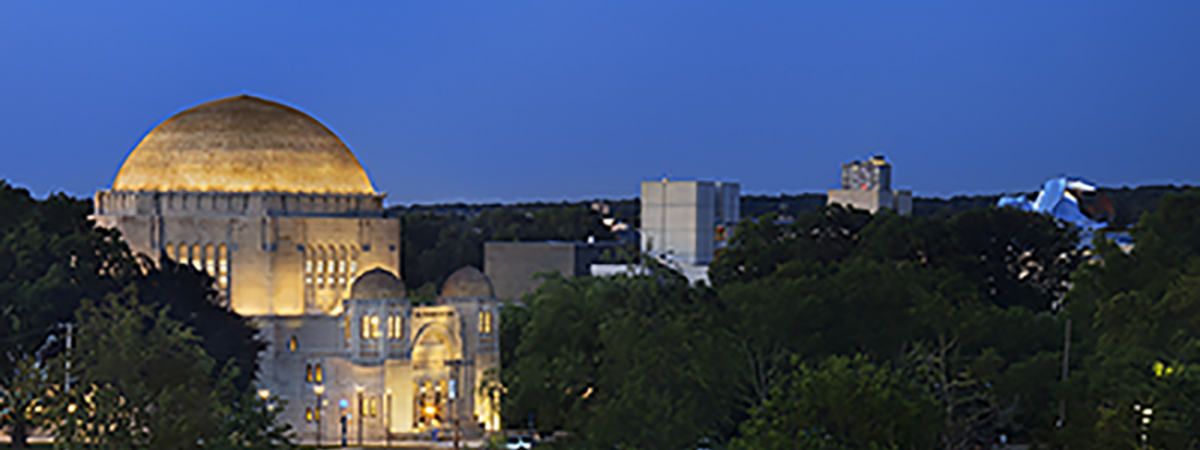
[499,190,1200,449]
[393,184,1188,301]
[0,181,290,449]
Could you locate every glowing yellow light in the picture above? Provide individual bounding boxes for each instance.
[424,406,437,416]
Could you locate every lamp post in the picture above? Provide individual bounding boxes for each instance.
[313,384,326,447]
[257,389,272,412]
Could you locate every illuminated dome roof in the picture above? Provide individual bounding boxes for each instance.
[441,266,494,298]
[351,268,407,300]
[112,95,376,194]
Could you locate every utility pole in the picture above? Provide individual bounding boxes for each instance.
[64,322,72,391]
[1058,318,1072,428]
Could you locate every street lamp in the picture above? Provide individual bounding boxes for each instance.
[313,384,326,447]
[257,389,272,412]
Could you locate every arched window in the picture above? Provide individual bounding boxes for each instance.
[204,244,216,277]
[191,244,203,271]
[361,314,371,339]
[369,397,378,417]
[314,364,323,383]
[217,244,229,289]
[178,243,188,265]
[305,407,313,422]
[370,314,381,339]
[306,364,313,383]
[166,242,175,261]
[349,248,359,280]
[288,335,298,352]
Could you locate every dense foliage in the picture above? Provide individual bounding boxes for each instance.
[501,190,1200,450]
[0,181,284,448]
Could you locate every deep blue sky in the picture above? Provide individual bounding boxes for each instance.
[2,2,1198,205]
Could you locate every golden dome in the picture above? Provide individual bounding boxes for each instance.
[351,268,407,300]
[441,266,494,298]
[112,95,376,194]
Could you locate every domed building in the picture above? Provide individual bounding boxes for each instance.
[94,95,500,443]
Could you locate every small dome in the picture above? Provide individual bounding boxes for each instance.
[441,266,494,298]
[351,268,406,300]
[112,95,376,195]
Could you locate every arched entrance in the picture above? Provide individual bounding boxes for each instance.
[411,326,453,431]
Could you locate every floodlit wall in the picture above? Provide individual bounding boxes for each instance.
[93,191,400,317]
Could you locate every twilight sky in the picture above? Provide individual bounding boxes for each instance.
[2,1,1198,205]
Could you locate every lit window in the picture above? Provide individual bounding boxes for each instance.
[370,314,381,339]
[306,364,313,383]
[217,244,229,288]
[369,397,378,417]
[178,243,187,264]
[191,244,203,271]
[166,242,175,261]
[389,315,403,340]
[304,248,313,286]
[314,406,320,421]
[289,336,298,352]
[314,364,323,383]
[479,310,493,335]
[361,315,371,339]
[316,247,326,289]
[306,407,313,422]
[205,244,216,277]
[344,314,351,342]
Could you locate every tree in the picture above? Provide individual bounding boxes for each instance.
[0,355,58,450]
[0,182,136,448]
[1055,189,1200,449]
[133,256,264,391]
[56,287,222,448]
[505,268,739,450]
[730,354,941,450]
[709,205,872,287]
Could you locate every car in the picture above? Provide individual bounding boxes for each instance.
[506,435,536,449]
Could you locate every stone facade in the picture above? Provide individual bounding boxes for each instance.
[92,95,500,443]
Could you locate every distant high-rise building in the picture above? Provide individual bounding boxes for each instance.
[640,179,740,266]
[841,156,892,191]
[827,155,912,214]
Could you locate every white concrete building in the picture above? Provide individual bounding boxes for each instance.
[639,179,740,266]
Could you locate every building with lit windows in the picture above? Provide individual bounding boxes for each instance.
[826,155,912,215]
[93,95,500,442]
